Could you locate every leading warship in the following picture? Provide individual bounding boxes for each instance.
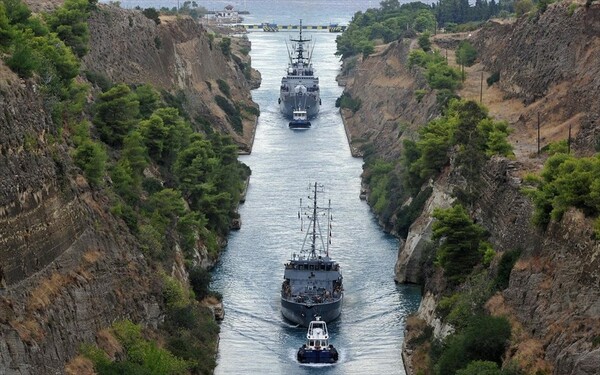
[278,21,321,119]
[281,183,343,327]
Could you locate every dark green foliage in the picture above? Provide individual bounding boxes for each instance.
[335,92,362,112]
[146,188,186,231]
[456,40,477,67]
[84,70,113,91]
[164,305,219,374]
[219,37,231,57]
[523,153,600,231]
[84,320,189,374]
[435,315,511,375]
[160,89,188,119]
[418,32,431,52]
[408,49,462,93]
[110,203,138,232]
[5,37,38,77]
[188,266,211,300]
[142,177,163,195]
[426,61,462,90]
[432,204,487,283]
[44,0,92,58]
[142,7,160,24]
[456,361,501,375]
[72,139,107,186]
[436,88,460,109]
[93,83,140,146]
[214,95,243,134]
[400,99,511,197]
[487,71,500,86]
[217,78,231,98]
[135,84,161,118]
[0,5,13,49]
[436,0,510,27]
[537,0,553,13]
[396,186,433,237]
[514,0,535,16]
[494,249,521,290]
[335,2,435,58]
[3,0,31,26]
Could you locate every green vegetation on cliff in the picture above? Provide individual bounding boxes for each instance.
[432,204,490,284]
[335,0,514,59]
[335,1,435,58]
[359,100,512,235]
[2,1,249,372]
[523,148,600,235]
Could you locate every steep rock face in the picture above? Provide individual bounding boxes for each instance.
[401,156,600,374]
[338,4,600,374]
[0,64,84,287]
[83,7,258,151]
[472,3,600,153]
[394,175,454,284]
[0,64,162,374]
[340,39,439,159]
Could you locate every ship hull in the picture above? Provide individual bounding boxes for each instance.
[279,93,320,119]
[281,296,342,327]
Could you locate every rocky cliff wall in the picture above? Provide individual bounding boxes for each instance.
[472,3,600,153]
[339,3,600,374]
[0,65,85,287]
[0,4,259,373]
[0,62,162,374]
[400,155,599,374]
[83,6,258,151]
[340,39,439,159]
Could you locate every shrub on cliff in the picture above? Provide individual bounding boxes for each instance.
[83,320,190,374]
[400,100,512,199]
[72,139,107,186]
[93,83,140,146]
[335,92,362,112]
[142,7,160,24]
[432,204,488,283]
[219,37,231,57]
[418,32,432,52]
[215,95,243,134]
[44,0,93,58]
[523,152,600,232]
[335,3,436,58]
[456,40,477,67]
[434,315,511,375]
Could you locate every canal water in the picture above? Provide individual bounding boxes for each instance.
[211,25,421,375]
[112,1,422,372]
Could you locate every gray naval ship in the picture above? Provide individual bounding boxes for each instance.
[281,183,343,327]
[278,21,321,119]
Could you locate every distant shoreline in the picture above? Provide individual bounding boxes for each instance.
[206,10,250,15]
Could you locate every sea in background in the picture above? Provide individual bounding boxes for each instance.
[100,1,423,373]
[108,0,376,25]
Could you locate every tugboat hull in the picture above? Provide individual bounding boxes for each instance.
[297,346,339,364]
[281,296,343,327]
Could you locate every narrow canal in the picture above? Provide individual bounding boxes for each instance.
[211,29,422,374]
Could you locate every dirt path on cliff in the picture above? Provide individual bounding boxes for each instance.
[433,35,546,173]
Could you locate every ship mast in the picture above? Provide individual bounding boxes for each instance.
[311,181,317,257]
[297,182,331,260]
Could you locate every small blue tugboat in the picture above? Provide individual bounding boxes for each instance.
[297,317,339,364]
[289,109,311,129]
